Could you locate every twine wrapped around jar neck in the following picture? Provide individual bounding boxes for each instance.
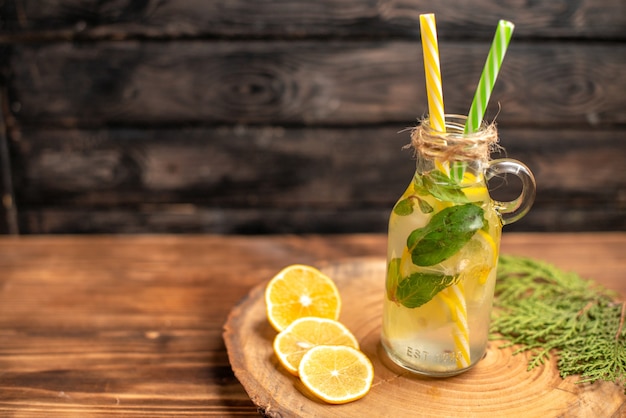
[408,115,500,163]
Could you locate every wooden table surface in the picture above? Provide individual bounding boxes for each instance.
[0,233,624,416]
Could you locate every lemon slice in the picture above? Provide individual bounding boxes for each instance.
[265,265,341,332]
[298,345,374,404]
[273,317,359,375]
[461,172,490,202]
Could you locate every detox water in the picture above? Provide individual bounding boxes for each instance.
[381,115,535,376]
[381,161,501,375]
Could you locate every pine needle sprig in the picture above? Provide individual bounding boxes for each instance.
[491,255,626,391]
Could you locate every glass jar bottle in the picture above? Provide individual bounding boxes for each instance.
[381,114,536,376]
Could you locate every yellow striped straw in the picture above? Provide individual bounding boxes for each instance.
[419,14,446,133]
[439,283,471,368]
[420,15,470,368]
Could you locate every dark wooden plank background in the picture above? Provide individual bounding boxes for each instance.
[0,0,625,234]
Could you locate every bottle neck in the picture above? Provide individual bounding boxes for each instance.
[409,114,499,167]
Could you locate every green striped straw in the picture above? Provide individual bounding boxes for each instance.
[464,20,515,134]
[451,20,514,182]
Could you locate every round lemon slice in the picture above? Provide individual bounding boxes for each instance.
[265,264,341,332]
[298,345,374,404]
[273,317,359,375]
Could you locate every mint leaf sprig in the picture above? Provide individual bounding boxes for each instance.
[491,255,626,392]
[392,169,470,216]
[407,203,484,267]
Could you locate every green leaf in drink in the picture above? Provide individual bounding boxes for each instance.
[412,173,429,196]
[395,272,458,308]
[393,196,434,216]
[407,203,485,266]
[422,169,469,204]
[393,198,414,216]
[386,258,402,301]
[417,197,434,213]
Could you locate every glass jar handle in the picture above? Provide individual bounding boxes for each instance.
[485,159,536,225]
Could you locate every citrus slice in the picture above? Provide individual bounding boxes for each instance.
[265,265,341,332]
[273,317,359,375]
[461,172,490,202]
[298,345,374,404]
[476,229,498,267]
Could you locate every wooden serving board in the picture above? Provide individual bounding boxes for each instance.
[224,258,624,417]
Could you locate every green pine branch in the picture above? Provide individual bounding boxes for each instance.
[491,255,626,392]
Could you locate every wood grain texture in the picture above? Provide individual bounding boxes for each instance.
[0,86,18,234]
[1,1,625,234]
[16,206,626,236]
[1,0,624,40]
[0,233,624,416]
[225,259,624,417]
[6,41,626,126]
[13,126,624,204]
[11,126,626,233]
[0,234,383,416]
